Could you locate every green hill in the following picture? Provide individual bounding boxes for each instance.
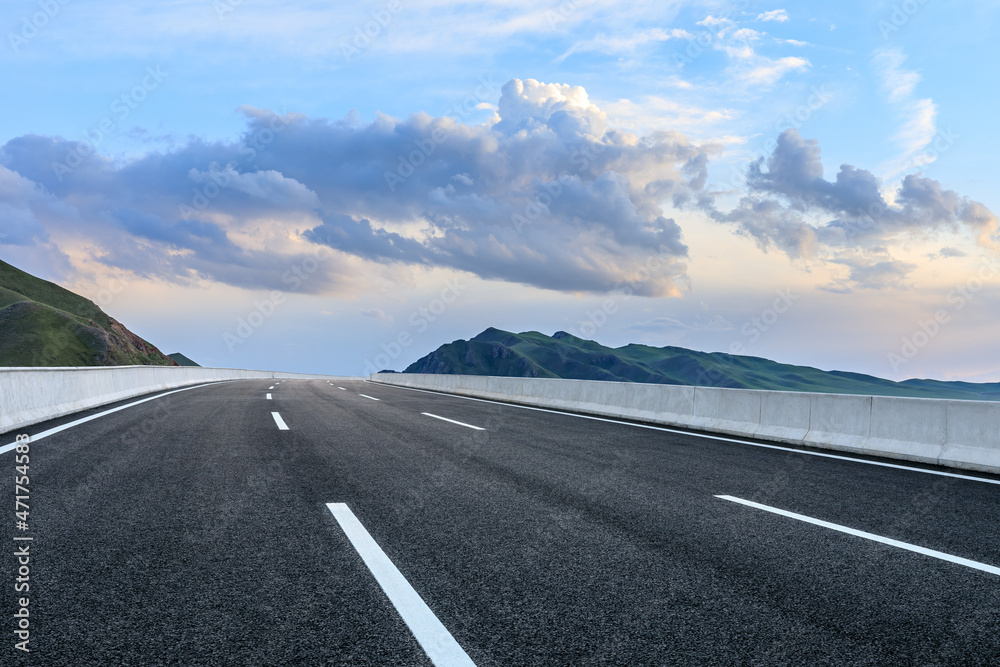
[168,353,200,367]
[403,328,1000,401]
[0,259,178,368]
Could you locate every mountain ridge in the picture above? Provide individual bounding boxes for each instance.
[0,259,179,368]
[403,327,1000,401]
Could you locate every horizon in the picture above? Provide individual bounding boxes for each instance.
[2,1,998,381]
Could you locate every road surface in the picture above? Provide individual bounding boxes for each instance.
[4,378,999,665]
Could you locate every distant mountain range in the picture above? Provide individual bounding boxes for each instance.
[0,259,178,368]
[402,327,1000,401]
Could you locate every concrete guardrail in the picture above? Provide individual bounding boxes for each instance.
[370,373,1000,475]
[0,366,354,435]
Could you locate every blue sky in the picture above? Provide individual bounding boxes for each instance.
[2,0,999,381]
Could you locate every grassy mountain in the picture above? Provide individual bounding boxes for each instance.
[168,353,200,367]
[0,259,178,367]
[403,327,1000,401]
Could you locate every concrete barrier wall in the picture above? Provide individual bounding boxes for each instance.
[941,401,1000,472]
[370,373,1000,475]
[756,390,811,445]
[0,366,355,434]
[867,396,947,464]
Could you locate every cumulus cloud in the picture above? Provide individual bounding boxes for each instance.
[0,166,52,246]
[707,129,999,289]
[188,167,321,210]
[0,79,709,297]
[829,258,917,291]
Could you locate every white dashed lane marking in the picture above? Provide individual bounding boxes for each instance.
[326,503,477,666]
[421,413,484,431]
[271,412,289,430]
[717,495,1000,576]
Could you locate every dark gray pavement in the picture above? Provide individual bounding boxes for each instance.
[4,378,999,665]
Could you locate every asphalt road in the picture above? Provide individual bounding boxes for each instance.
[3,378,1000,665]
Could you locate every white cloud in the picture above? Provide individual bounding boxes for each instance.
[873,48,922,102]
[744,56,810,85]
[0,165,64,246]
[724,44,756,61]
[189,168,321,210]
[757,9,789,22]
[697,15,734,28]
[603,97,740,137]
[14,0,693,59]
[732,28,763,41]
[706,130,999,291]
[556,28,690,62]
[894,98,938,160]
[872,48,939,178]
[0,79,713,298]
[361,308,394,323]
[688,15,809,88]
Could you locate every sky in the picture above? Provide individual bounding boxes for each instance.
[1,0,999,380]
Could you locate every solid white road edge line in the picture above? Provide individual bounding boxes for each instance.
[0,382,229,455]
[266,394,272,400]
[359,394,381,401]
[325,503,477,667]
[367,382,1000,487]
[716,495,1000,576]
[271,412,290,430]
[421,413,485,431]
